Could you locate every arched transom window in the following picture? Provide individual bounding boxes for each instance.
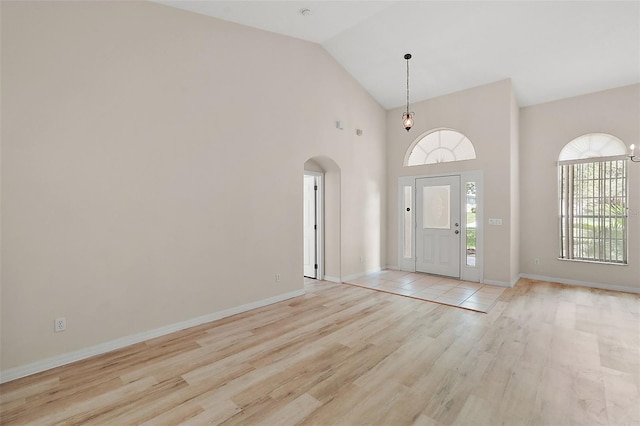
[405,129,476,166]
[558,132,627,160]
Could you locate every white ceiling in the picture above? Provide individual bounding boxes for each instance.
[154,1,640,109]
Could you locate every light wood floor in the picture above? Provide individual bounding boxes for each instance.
[1,278,639,425]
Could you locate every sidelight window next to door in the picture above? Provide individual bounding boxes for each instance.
[398,173,482,283]
[403,186,413,259]
[466,182,477,267]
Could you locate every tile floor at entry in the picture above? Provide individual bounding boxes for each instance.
[343,270,505,313]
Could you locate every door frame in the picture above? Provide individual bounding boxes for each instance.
[397,171,484,283]
[415,175,462,278]
[304,171,324,280]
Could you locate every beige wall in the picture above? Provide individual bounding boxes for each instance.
[1,1,386,371]
[386,80,518,285]
[510,88,521,283]
[2,0,637,379]
[304,159,323,173]
[519,84,640,290]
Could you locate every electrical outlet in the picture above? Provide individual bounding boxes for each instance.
[275,273,281,282]
[360,255,364,264]
[54,317,66,332]
[534,258,540,265]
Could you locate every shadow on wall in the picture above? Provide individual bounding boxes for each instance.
[304,156,340,281]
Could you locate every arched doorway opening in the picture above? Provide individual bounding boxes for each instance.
[304,156,341,282]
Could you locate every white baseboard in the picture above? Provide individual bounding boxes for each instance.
[323,275,341,283]
[341,273,362,282]
[519,273,640,294]
[482,279,512,288]
[482,274,521,288]
[512,275,521,287]
[0,289,305,384]
[341,268,383,283]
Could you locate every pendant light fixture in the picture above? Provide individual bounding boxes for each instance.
[402,53,414,132]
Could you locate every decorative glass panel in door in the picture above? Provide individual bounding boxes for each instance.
[422,185,451,229]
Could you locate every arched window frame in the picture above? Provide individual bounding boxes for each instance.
[557,133,628,265]
[404,128,477,166]
[558,132,628,161]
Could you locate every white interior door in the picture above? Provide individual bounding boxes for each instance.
[303,174,317,278]
[415,176,461,278]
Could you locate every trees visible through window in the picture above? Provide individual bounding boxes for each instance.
[466,182,477,267]
[558,133,628,264]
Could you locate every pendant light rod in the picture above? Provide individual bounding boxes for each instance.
[402,53,414,132]
[405,53,411,111]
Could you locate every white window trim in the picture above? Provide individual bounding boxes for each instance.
[557,158,628,265]
[556,133,629,265]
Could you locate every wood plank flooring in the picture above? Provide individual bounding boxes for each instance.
[1,278,639,425]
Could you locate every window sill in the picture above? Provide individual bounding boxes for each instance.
[557,258,628,266]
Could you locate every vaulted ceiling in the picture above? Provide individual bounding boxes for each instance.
[154,1,640,109]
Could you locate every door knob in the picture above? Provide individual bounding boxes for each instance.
[455,230,460,234]
[455,223,459,227]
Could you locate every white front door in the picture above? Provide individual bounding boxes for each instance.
[303,174,317,278]
[415,176,461,278]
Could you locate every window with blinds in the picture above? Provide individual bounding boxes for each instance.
[559,158,628,264]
